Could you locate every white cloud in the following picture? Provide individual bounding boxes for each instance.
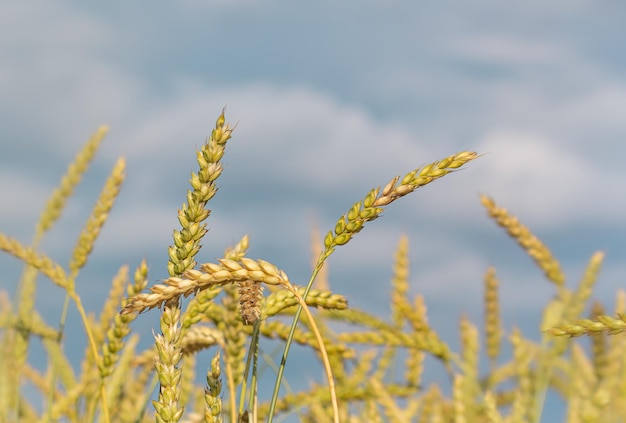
[0,2,148,156]
[102,81,434,195]
[473,130,626,228]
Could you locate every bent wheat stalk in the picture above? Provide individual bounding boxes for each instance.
[267,151,479,422]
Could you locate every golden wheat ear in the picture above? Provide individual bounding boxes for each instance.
[38,126,109,236]
[70,157,126,276]
[483,266,502,366]
[480,194,565,287]
[151,111,234,423]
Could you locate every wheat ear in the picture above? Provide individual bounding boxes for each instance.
[122,258,291,315]
[480,195,565,287]
[459,315,479,420]
[375,235,410,381]
[262,287,348,318]
[204,352,223,423]
[268,151,478,422]
[100,261,148,378]
[483,267,502,367]
[0,235,69,288]
[149,111,233,423]
[323,152,478,253]
[64,157,126,423]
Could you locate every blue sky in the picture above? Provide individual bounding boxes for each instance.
[1,1,626,421]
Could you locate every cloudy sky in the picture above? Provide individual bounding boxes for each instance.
[1,1,625,420]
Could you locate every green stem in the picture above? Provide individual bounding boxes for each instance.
[267,255,326,422]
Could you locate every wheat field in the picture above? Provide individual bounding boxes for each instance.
[1,111,624,423]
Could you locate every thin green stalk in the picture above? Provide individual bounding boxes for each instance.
[132,374,159,423]
[249,326,260,423]
[267,259,324,422]
[239,322,261,418]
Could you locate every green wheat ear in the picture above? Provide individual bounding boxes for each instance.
[267,151,479,422]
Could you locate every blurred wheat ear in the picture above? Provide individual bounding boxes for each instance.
[0,126,124,423]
